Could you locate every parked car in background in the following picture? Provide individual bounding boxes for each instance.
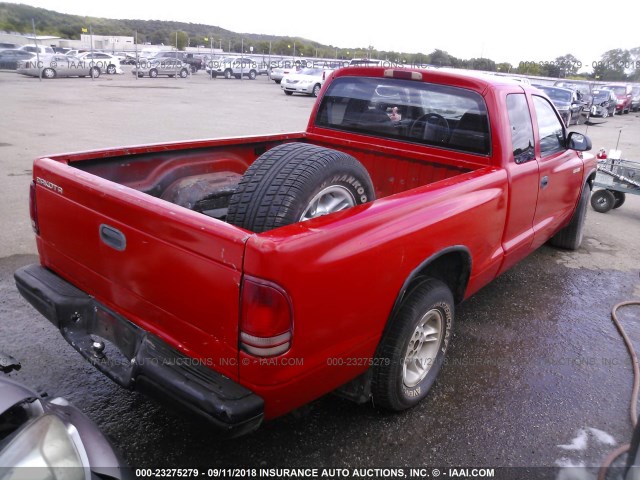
[554,80,593,123]
[631,86,640,112]
[0,352,130,479]
[0,49,35,70]
[18,44,54,55]
[151,51,204,73]
[206,56,259,79]
[269,64,299,83]
[112,51,137,65]
[533,84,583,126]
[0,42,18,49]
[16,54,101,79]
[281,67,333,97]
[132,58,190,78]
[590,89,617,117]
[600,84,633,114]
[75,52,122,75]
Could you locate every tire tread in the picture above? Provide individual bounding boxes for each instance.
[227,143,373,232]
[372,278,453,411]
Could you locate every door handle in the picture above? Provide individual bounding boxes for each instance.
[99,224,126,251]
[540,176,549,189]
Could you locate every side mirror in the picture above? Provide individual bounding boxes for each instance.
[567,131,592,152]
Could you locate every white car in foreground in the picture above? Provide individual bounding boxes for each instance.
[281,67,333,97]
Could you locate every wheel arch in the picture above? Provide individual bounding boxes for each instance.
[390,246,472,318]
[334,247,470,405]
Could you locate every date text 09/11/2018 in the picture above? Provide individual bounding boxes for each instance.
[519,60,640,70]
[134,467,497,478]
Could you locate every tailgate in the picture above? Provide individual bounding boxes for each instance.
[32,156,249,381]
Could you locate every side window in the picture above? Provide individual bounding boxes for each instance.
[533,95,565,157]
[506,94,535,164]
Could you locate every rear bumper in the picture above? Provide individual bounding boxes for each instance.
[14,264,264,437]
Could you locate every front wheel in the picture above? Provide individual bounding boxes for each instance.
[248,70,257,80]
[179,68,189,78]
[42,68,56,79]
[224,69,232,79]
[149,69,158,78]
[312,83,321,97]
[372,279,454,411]
[549,182,590,250]
[106,64,116,75]
[591,189,615,213]
[284,90,293,96]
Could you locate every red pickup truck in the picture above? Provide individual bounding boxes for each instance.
[15,67,595,436]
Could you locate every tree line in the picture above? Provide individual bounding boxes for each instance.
[1,2,638,81]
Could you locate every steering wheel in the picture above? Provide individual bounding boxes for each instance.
[409,113,450,143]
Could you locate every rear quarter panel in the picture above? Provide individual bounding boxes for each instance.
[240,166,508,418]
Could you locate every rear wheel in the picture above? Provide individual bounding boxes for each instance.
[179,68,189,78]
[591,189,616,213]
[107,64,116,75]
[312,83,321,97]
[224,69,232,79]
[226,143,375,233]
[90,67,100,78]
[612,191,626,209]
[248,70,257,80]
[149,69,158,78]
[372,279,454,411]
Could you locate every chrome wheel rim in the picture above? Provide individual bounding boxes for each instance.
[300,185,356,221]
[403,308,443,388]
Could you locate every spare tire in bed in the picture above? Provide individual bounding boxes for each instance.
[227,143,375,233]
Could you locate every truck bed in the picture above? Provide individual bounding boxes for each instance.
[68,134,480,224]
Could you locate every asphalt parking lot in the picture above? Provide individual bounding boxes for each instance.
[1,69,640,477]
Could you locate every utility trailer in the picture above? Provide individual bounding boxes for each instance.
[591,157,640,213]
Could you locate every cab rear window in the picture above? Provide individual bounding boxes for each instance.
[315,76,490,155]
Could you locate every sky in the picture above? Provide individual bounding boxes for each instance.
[9,0,640,68]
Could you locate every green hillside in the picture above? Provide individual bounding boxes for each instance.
[0,2,348,57]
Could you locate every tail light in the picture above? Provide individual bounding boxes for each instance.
[240,276,292,357]
[29,181,39,234]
